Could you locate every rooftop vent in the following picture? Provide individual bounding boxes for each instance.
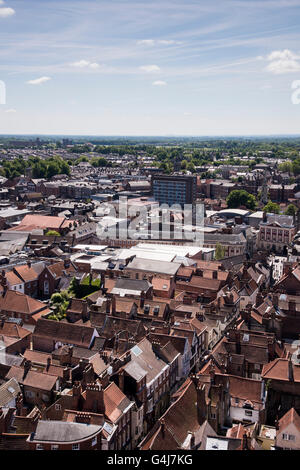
[144,305,150,314]
[153,306,160,316]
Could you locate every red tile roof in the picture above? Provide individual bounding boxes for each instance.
[0,290,49,315]
[13,265,38,283]
[262,358,300,382]
[6,271,23,286]
[229,375,263,404]
[33,318,96,349]
[6,366,58,390]
[18,214,70,230]
[278,408,300,433]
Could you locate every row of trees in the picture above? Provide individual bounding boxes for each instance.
[31,156,70,178]
[226,190,299,215]
[278,159,300,176]
[263,201,298,216]
[0,155,71,179]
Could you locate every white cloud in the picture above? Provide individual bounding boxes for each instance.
[26,76,51,85]
[265,49,300,74]
[157,40,181,45]
[183,112,192,116]
[140,65,160,73]
[137,39,181,46]
[5,108,16,113]
[89,62,100,69]
[137,39,155,46]
[71,60,100,69]
[267,50,298,61]
[152,80,167,86]
[0,7,15,17]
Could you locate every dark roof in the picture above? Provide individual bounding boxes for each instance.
[6,366,58,391]
[33,318,96,349]
[113,278,152,292]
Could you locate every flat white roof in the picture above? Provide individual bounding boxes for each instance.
[248,211,264,218]
[135,243,202,257]
[73,244,108,251]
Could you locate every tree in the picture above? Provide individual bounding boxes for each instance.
[50,293,64,305]
[263,201,280,214]
[278,161,293,174]
[186,162,196,173]
[226,190,257,210]
[49,291,70,321]
[285,204,298,216]
[215,243,225,260]
[46,161,60,178]
[181,160,188,170]
[45,230,61,237]
[68,276,80,296]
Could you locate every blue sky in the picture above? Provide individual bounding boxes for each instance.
[1,0,300,135]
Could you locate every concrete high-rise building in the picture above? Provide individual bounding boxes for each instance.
[151,174,197,207]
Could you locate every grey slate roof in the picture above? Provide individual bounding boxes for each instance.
[204,232,246,245]
[0,351,24,367]
[113,278,152,293]
[126,258,181,275]
[30,420,101,443]
[0,377,21,407]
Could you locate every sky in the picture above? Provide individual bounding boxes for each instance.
[0,0,300,136]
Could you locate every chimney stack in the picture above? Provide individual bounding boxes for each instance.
[242,432,249,450]
[160,418,165,438]
[288,356,294,382]
[119,370,125,392]
[111,296,116,315]
[85,383,105,414]
[209,362,216,385]
[46,357,51,371]
[72,381,82,397]
[196,383,206,425]
[106,298,111,314]
[64,259,70,269]
[140,291,145,309]
[256,292,264,307]
[188,432,195,449]
[23,360,31,380]
[75,412,91,424]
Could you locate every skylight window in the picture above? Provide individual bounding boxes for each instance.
[131,345,142,356]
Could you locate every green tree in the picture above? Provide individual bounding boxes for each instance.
[181,159,188,170]
[285,204,298,216]
[49,291,70,321]
[46,161,60,178]
[226,190,257,210]
[45,230,61,237]
[263,201,280,214]
[215,243,225,260]
[186,162,196,173]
